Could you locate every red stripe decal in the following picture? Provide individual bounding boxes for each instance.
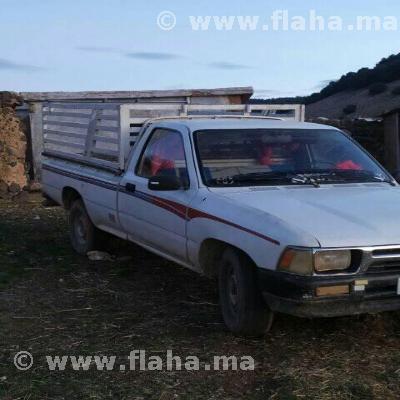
[147,194,280,246]
[187,208,280,246]
[150,196,187,219]
[42,165,279,245]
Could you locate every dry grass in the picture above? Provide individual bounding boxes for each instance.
[1,194,400,399]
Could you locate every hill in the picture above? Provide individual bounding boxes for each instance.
[306,78,400,119]
[253,52,400,119]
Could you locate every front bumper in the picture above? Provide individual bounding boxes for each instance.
[258,268,400,318]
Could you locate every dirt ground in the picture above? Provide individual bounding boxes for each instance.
[1,195,400,400]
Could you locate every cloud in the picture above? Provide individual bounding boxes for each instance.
[208,61,252,70]
[77,47,182,60]
[312,79,336,91]
[76,46,120,53]
[125,51,181,60]
[0,58,43,72]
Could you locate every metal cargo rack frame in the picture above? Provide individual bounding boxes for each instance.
[41,102,305,173]
[21,87,305,177]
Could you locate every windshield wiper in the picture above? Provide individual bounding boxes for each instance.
[210,170,396,187]
[290,169,395,186]
[230,172,320,187]
[325,170,396,186]
[207,171,295,186]
[290,174,320,188]
[232,171,292,182]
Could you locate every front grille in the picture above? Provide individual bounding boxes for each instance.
[372,248,400,258]
[365,246,400,274]
[367,260,400,274]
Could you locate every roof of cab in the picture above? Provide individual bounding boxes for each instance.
[152,118,339,132]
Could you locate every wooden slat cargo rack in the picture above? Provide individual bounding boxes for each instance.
[22,87,305,176]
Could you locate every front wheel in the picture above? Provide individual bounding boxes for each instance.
[218,247,274,336]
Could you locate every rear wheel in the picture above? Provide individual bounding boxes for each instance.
[218,247,274,336]
[69,199,100,255]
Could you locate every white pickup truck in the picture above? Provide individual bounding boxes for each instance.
[41,100,400,336]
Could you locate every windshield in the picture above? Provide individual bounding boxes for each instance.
[194,129,391,187]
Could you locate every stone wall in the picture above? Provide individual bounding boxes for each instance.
[0,92,28,195]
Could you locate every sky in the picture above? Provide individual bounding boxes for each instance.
[1,0,399,98]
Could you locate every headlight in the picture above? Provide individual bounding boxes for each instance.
[314,250,351,272]
[278,248,352,275]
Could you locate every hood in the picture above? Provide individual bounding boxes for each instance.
[214,184,400,247]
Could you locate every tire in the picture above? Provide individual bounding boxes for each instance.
[69,199,100,255]
[218,247,274,336]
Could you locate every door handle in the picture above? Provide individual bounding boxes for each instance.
[125,183,136,193]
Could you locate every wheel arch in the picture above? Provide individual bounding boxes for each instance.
[198,238,257,278]
[62,187,82,210]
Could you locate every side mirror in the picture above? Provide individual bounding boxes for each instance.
[148,175,182,191]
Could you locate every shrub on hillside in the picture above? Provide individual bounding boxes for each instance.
[368,83,388,96]
[343,104,357,115]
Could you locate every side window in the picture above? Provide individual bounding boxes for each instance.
[136,129,189,184]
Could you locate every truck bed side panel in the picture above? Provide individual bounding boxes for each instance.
[42,160,125,238]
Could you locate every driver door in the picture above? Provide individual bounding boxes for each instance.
[118,127,195,262]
